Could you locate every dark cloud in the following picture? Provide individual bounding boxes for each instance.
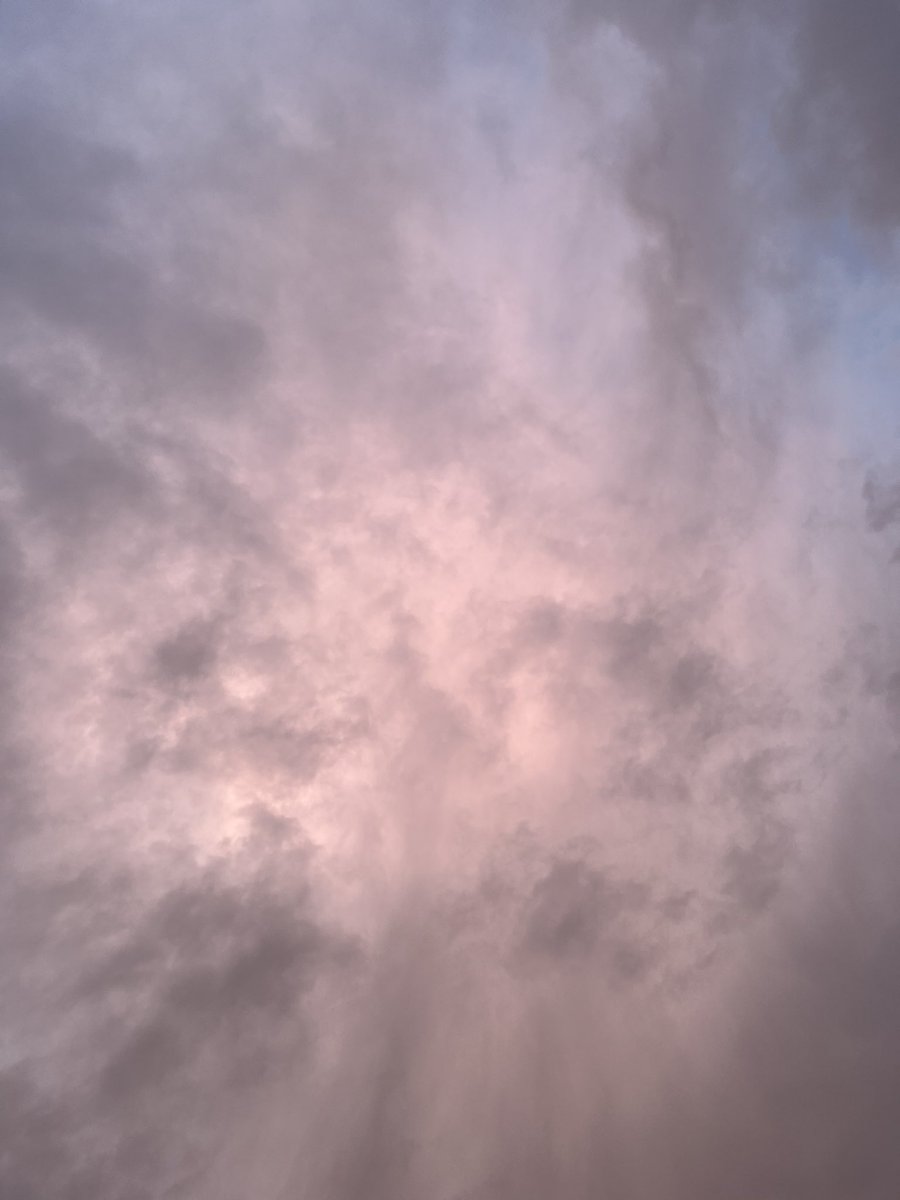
[0,103,266,403]
[0,365,149,538]
[520,857,645,965]
[152,619,220,686]
[864,470,900,534]
[0,838,356,1199]
[789,0,900,230]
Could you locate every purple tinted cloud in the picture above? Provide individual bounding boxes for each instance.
[1,2,899,1197]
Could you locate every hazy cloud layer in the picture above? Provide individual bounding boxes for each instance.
[1,2,899,1197]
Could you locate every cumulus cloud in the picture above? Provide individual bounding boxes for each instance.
[1,1,899,1197]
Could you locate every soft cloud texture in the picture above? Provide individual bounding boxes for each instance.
[1,2,899,1197]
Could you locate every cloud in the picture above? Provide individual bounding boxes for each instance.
[1,1,899,1197]
[0,105,267,401]
[0,824,357,1199]
[788,0,900,230]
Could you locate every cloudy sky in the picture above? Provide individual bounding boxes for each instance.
[1,2,900,1197]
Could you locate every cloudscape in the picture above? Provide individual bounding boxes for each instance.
[1,2,899,1197]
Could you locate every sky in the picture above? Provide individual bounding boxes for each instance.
[1,2,900,1197]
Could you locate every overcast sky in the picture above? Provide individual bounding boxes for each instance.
[1,2,900,1197]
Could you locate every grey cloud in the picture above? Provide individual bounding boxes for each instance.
[518,599,748,744]
[152,619,220,686]
[660,768,900,1200]
[520,857,645,965]
[1,236,266,398]
[0,104,266,401]
[788,0,900,230]
[721,821,790,914]
[499,594,802,960]
[566,0,900,233]
[0,516,28,633]
[96,880,337,1099]
[0,104,136,229]
[522,858,610,958]
[863,470,900,533]
[0,1069,105,1200]
[0,366,150,538]
[0,840,356,1199]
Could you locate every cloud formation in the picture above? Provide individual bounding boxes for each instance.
[1,1,899,1197]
